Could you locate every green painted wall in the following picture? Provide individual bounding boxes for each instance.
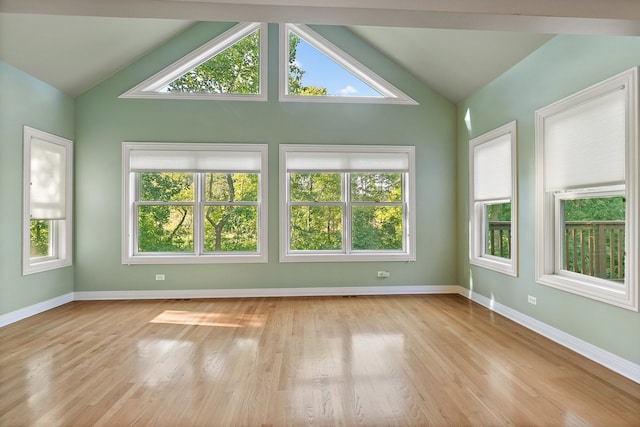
[0,62,75,315]
[73,23,458,293]
[456,35,640,364]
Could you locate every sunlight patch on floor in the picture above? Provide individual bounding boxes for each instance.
[150,310,265,328]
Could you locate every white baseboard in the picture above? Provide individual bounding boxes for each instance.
[73,285,459,300]
[0,293,73,328]
[459,287,640,384]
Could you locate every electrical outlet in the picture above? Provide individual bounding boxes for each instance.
[528,295,537,305]
[155,274,165,281]
[377,271,390,278]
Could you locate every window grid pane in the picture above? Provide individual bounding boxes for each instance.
[561,196,625,281]
[484,202,511,260]
[289,205,343,251]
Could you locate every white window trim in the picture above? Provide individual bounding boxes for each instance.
[122,142,268,264]
[279,24,418,105]
[468,121,518,276]
[535,67,638,311]
[120,22,267,101]
[279,144,416,262]
[22,127,73,275]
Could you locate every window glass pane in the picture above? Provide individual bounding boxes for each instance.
[485,202,511,259]
[351,173,402,202]
[288,31,382,97]
[30,219,51,258]
[163,29,260,95]
[205,173,258,202]
[139,173,194,202]
[289,173,341,202]
[290,206,342,250]
[562,196,625,281]
[138,206,194,252]
[203,206,258,252]
[352,206,403,250]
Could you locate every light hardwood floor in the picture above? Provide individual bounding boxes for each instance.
[1,295,638,426]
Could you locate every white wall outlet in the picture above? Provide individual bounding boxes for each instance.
[155,274,165,281]
[528,295,537,305]
[377,271,390,278]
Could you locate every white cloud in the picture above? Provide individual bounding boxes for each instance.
[337,85,358,96]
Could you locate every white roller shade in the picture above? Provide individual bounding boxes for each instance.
[286,151,409,172]
[30,138,66,219]
[544,88,626,191]
[130,149,262,172]
[473,134,512,201]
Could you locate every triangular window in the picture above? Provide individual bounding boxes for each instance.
[121,22,267,101]
[280,24,417,105]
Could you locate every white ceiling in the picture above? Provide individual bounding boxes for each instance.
[1,0,638,103]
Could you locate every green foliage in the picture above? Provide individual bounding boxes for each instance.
[290,173,341,202]
[289,172,403,252]
[352,206,403,250]
[137,172,259,253]
[204,174,258,252]
[563,196,625,221]
[30,219,50,258]
[351,173,402,202]
[167,30,261,94]
[485,202,511,259]
[290,206,342,250]
[164,30,329,96]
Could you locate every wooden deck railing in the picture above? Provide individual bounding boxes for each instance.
[487,220,625,281]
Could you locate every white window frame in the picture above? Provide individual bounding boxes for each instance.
[122,143,268,264]
[535,67,638,311]
[120,22,267,101]
[22,126,73,275]
[279,24,417,105]
[279,144,416,262]
[468,121,518,276]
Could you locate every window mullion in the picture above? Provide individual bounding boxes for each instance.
[194,173,203,256]
[344,172,350,254]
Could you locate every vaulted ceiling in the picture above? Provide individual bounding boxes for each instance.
[1,0,638,103]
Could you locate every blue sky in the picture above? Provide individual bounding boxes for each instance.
[294,39,381,97]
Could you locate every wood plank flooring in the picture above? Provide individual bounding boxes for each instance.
[1,295,638,426]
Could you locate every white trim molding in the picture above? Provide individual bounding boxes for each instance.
[0,293,73,328]
[459,287,640,384]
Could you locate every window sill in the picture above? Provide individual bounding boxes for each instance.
[536,272,637,311]
[280,252,415,263]
[122,254,268,265]
[470,256,517,277]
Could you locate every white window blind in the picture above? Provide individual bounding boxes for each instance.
[129,148,263,172]
[30,137,67,219]
[473,133,512,201]
[286,150,409,172]
[543,87,626,192]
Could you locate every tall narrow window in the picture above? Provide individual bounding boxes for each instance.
[122,143,268,264]
[280,145,416,262]
[23,127,73,275]
[535,67,638,311]
[469,121,518,276]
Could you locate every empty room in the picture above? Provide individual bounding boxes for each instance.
[1,1,639,425]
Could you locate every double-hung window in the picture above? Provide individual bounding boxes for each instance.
[22,127,73,275]
[280,144,416,262]
[535,67,638,310]
[469,121,518,276]
[122,143,268,264]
